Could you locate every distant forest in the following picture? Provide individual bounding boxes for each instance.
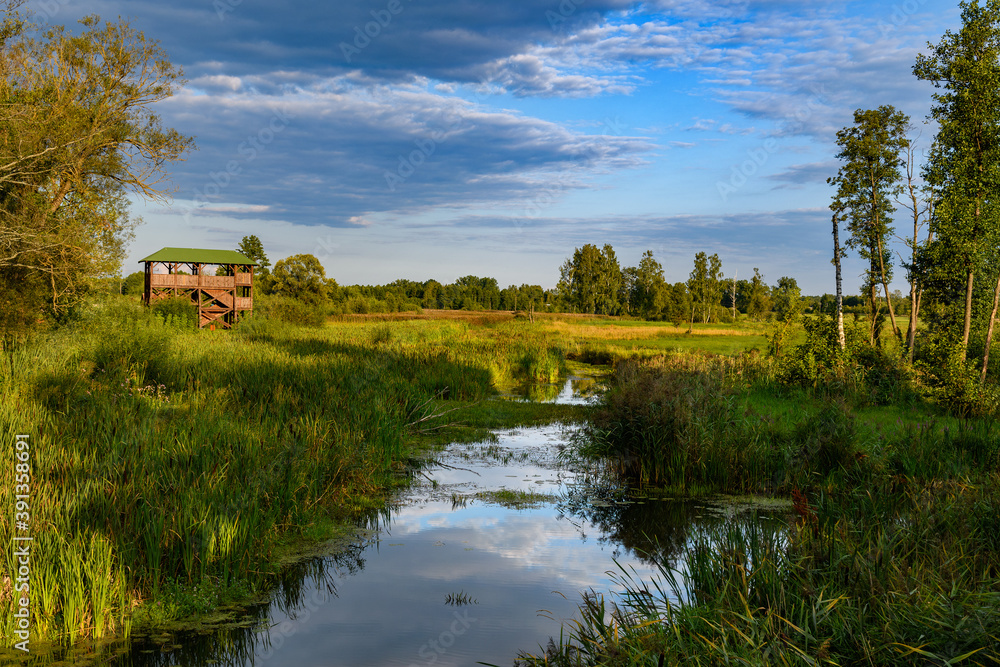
[121,238,906,324]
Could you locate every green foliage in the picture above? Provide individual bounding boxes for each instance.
[771,276,803,323]
[236,235,270,274]
[269,253,330,306]
[253,294,327,327]
[558,244,622,315]
[687,251,723,324]
[828,106,910,342]
[120,272,145,296]
[0,11,193,328]
[915,0,1000,360]
[151,296,197,329]
[585,355,783,492]
[917,334,1000,416]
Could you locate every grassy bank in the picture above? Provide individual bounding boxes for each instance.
[517,351,1000,665]
[0,298,571,646]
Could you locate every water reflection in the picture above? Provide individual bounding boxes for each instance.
[504,375,603,404]
[4,378,785,667]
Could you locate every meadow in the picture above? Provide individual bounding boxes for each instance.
[3,301,998,666]
[0,299,574,646]
[516,332,1000,665]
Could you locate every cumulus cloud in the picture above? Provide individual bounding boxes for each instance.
[156,76,654,227]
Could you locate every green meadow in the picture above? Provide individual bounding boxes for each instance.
[0,300,573,645]
[3,302,999,666]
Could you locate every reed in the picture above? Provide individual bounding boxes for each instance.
[0,296,571,646]
[518,483,1000,665]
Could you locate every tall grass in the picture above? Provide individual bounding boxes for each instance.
[0,296,567,646]
[518,479,1000,665]
[523,345,1000,665]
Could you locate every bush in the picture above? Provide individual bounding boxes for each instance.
[151,296,197,329]
[253,295,327,327]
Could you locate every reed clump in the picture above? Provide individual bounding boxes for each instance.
[0,296,568,646]
[525,344,1000,665]
[517,479,1000,665]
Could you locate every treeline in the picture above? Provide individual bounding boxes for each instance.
[555,243,805,325]
[123,236,831,325]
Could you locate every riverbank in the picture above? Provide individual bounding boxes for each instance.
[515,352,1000,665]
[0,298,579,650]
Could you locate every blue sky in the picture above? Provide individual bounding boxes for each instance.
[31,0,959,293]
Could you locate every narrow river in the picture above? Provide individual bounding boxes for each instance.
[10,378,784,666]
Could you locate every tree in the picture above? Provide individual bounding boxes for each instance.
[237,235,270,274]
[896,136,934,361]
[772,277,804,322]
[831,210,847,349]
[270,254,330,305]
[687,252,723,324]
[828,106,910,346]
[915,0,1000,367]
[0,11,193,328]
[629,250,667,320]
[558,244,622,315]
[120,271,144,296]
[746,268,771,321]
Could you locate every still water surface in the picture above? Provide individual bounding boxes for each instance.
[7,379,782,667]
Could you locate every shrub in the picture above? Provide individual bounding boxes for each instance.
[151,296,197,329]
[254,295,327,327]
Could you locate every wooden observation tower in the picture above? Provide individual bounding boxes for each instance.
[140,248,257,329]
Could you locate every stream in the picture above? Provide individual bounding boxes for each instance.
[7,377,786,667]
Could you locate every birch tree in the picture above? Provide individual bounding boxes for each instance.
[914,0,1000,366]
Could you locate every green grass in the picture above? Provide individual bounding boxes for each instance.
[516,348,1000,666]
[474,488,555,509]
[0,296,576,646]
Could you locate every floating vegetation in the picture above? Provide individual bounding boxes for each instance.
[444,591,477,606]
[474,488,555,509]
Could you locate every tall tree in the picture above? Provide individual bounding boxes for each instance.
[0,12,193,326]
[687,252,723,324]
[914,0,1000,365]
[629,250,667,320]
[828,105,910,346]
[896,137,934,361]
[237,235,270,275]
[772,276,804,322]
[558,244,622,315]
[746,268,771,322]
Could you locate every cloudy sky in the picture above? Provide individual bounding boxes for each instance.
[30,0,959,293]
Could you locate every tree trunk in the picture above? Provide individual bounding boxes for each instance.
[869,282,879,346]
[875,233,902,343]
[833,212,846,350]
[962,268,974,361]
[981,270,1000,382]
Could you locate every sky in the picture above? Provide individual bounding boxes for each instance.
[27,0,962,294]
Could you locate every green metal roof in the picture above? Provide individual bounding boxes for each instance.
[139,248,258,266]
